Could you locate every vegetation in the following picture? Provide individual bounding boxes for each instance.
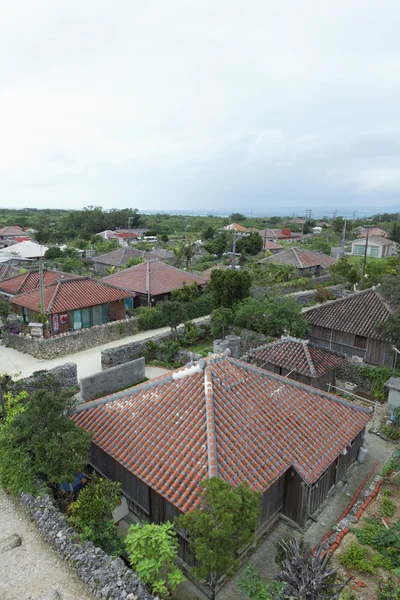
[68,474,123,556]
[160,301,187,336]
[125,522,184,598]
[0,385,91,495]
[175,477,261,599]
[239,539,348,600]
[209,269,252,308]
[210,307,234,338]
[0,297,11,321]
[234,296,310,338]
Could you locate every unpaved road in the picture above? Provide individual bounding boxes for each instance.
[0,488,94,600]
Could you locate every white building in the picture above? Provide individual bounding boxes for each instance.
[351,236,397,258]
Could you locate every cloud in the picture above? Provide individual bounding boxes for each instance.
[1,1,400,214]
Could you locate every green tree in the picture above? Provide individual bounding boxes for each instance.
[309,236,331,255]
[161,233,169,243]
[375,273,400,346]
[234,296,310,338]
[44,246,64,259]
[230,213,246,222]
[171,282,200,303]
[69,474,123,556]
[160,301,187,336]
[236,233,264,256]
[125,522,184,598]
[209,270,252,308]
[175,477,261,600]
[391,222,400,244]
[203,225,216,240]
[210,307,235,338]
[204,232,229,257]
[0,298,11,321]
[124,257,144,268]
[330,256,361,287]
[0,387,91,493]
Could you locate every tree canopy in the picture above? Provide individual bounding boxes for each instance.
[209,269,252,308]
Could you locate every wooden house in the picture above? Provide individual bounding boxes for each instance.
[101,260,207,307]
[10,276,133,335]
[72,354,370,565]
[304,288,394,366]
[247,336,346,390]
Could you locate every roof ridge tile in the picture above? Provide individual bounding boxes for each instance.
[204,365,219,478]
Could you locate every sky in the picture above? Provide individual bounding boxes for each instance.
[1,1,400,217]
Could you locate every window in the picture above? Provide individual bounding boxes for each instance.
[81,308,91,329]
[92,305,102,326]
[101,303,109,323]
[22,307,29,323]
[353,245,364,256]
[125,297,133,310]
[73,310,82,330]
[369,246,379,257]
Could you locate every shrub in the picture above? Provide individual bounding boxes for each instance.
[184,321,200,345]
[315,285,334,303]
[185,293,212,319]
[380,497,395,517]
[339,542,375,573]
[137,307,166,330]
[125,522,184,598]
[160,340,182,367]
[210,307,234,338]
[382,425,400,440]
[377,577,400,600]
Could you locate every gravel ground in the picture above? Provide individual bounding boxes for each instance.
[0,488,95,600]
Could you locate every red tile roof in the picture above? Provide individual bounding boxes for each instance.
[0,226,24,237]
[72,354,370,513]
[264,240,284,251]
[101,260,207,296]
[11,276,132,314]
[304,288,393,338]
[0,269,78,296]
[358,227,389,238]
[259,247,336,269]
[258,229,302,240]
[248,337,346,378]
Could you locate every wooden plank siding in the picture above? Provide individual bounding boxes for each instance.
[309,325,393,367]
[259,475,284,534]
[260,362,335,392]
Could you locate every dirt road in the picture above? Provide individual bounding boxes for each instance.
[0,488,94,600]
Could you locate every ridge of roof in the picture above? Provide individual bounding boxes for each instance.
[291,248,303,268]
[303,285,392,315]
[302,340,318,378]
[204,364,218,478]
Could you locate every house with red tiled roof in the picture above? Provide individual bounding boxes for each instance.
[223,223,259,233]
[11,276,133,335]
[247,336,346,390]
[263,240,285,254]
[72,352,370,556]
[101,260,208,306]
[304,288,395,366]
[259,247,336,276]
[357,227,389,239]
[0,226,29,240]
[0,269,78,298]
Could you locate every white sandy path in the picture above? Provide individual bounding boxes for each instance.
[0,488,95,600]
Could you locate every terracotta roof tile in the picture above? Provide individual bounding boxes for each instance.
[304,288,393,338]
[101,260,207,297]
[0,269,78,295]
[248,337,346,378]
[11,276,132,314]
[72,355,370,513]
[91,246,166,267]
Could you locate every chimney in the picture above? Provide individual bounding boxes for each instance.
[282,228,291,236]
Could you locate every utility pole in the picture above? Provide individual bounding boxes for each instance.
[353,210,357,221]
[39,248,45,319]
[362,225,371,279]
[127,216,135,246]
[146,261,151,307]
[341,218,347,247]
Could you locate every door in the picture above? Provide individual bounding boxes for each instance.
[92,305,102,326]
[73,310,82,330]
[81,308,91,329]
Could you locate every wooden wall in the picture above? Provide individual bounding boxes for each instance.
[260,475,284,529]
[257,361,335,392]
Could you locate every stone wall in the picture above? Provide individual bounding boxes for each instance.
[337,358,392,397]
[287,284,346,306]
[19,493,156,600]
[251,273,333,297]
[80,358,146,402]
[101,318,211,369]
[10,363,78,395]
[3,318,140,359]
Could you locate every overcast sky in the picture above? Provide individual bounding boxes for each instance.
[1,1,400,216]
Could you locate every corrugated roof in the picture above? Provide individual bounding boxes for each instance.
[304,288,393,338]
[259,247,336,269]
[11,276,132,314]
[0,269,78,295]
[101,260,207,296]
[72,354,370,513]
[248,337,346,378]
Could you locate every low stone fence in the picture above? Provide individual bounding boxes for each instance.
[9,363,78,394]
[252,273,333,297]
[287,284,346,306]
[20,493,156,600]
[3,318,140,360]
[80,358,145,402]
[101,318,211,369]
[337,359,392,398]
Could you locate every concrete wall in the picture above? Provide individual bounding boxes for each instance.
[10,363,78,394]
[3,317,140,359]
[80,357,145,402]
